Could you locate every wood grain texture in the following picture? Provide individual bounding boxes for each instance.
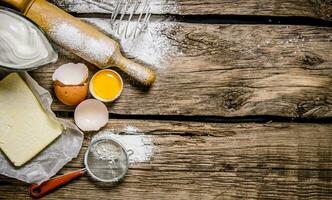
[49,0,332,21]
[30,19,332,117]
[1,120,331,199]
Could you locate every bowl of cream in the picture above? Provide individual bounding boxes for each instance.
[0,7,58,71]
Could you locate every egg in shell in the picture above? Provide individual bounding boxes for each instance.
[52,63,89,106]
[74,99,109,131]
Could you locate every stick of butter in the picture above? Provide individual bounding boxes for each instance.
[0,73,62,167]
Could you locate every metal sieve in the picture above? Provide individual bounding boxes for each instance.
[29,137,133,198]
[85,136,133,182]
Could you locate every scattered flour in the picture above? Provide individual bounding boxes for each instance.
[49,18,178,70]
[48,0,180,75]
[84,18,179,69]
[124,125,141,133]
[49,0,180,70]
[52,0,179,14]
[93,127,154,164]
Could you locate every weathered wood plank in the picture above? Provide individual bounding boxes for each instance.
[50,0,332,21]
[30,20,332,117]
[49,120,332,171]
[1,169,332,199]
[1,121,331,199]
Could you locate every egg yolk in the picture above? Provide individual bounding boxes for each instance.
[92,70,122,100]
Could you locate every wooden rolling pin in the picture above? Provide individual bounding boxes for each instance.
[2,0,156,86]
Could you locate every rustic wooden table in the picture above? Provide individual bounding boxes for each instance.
[1,0,332,199]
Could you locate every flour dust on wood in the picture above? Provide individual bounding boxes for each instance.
[51,0,179,15]
[94,127,154,164]
[84,18,181,70]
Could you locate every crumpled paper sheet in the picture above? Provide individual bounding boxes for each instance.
[0,72,84,184]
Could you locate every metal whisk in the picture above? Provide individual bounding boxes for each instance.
[110,0,151,39]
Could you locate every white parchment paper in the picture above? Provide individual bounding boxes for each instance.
[0,72,84,184]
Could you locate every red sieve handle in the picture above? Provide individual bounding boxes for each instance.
[29,169,86,198]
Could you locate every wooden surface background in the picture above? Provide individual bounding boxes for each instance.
[1,0,332,199]
[50,0,332,21]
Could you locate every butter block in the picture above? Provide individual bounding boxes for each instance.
[0,73,62,167]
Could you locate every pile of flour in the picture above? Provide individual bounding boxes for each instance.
[93,126,154,164]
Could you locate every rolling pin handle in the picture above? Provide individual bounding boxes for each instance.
[117,56,156,87]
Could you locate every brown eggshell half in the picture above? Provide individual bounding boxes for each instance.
[54,83,88,106]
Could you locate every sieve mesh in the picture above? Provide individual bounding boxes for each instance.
[85,138,128,182]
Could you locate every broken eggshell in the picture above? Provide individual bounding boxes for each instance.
[52,63,89,106]
[74,99,109,131]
